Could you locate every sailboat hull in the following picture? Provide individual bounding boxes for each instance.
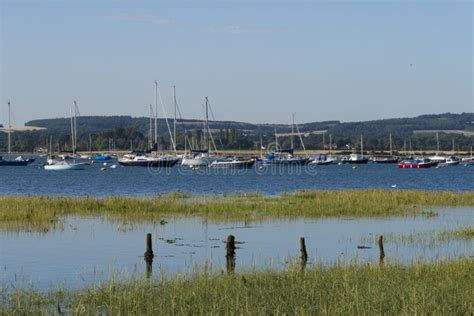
[118,159,179,167]
[0,160,29,166]
[44,163,85,170]
[210,160,255,168]
[373,158,399,164]
[341,159,369,164]
[262,158,310,165]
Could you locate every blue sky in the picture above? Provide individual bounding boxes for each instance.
[1,0,472,125]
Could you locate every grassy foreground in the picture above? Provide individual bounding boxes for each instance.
[2,259,473,315]
[1,190,474,232]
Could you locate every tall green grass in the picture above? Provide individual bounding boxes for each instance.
[360,226,474,246]
[1,190,473,232]
[2,259,473,315]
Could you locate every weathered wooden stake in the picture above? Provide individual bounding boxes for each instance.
[226,235,236,274]
[144,233,154,278]
[300,237,308,270]
[378,235,385,266]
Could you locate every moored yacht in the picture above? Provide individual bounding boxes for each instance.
[341,153,369,164]
[118,151,179,167]
[263,149,311,165]
[373,134,398,163]
[181,150,212,167]
[309,154,333,165]
[341,135,369,164]
[397,158,431,169]
[209,157,255,168]
[0,155,31,166]
[44,158,86,170]
[438,156,460,167]
[0,102,35,167]
[428,133,446,164]
[44,101,86,171]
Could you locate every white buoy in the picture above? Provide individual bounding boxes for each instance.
[110,164,116,169]
[103,162,107,166]
[391,184,397,188]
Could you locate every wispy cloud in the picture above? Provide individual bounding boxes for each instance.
[208,25,280,34]
[104,14,174,25]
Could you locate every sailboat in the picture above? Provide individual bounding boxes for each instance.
[373,134,399,163]
[44,101,86,170]
[0,101,34,166]
[461,147,474,165]
[181,96,215,168]
[341,135,369,164]
[263,114,310,165]
[119,81,179,167]
[428,133,446,164]
[438,138,460,167]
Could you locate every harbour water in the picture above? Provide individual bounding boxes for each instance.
[2,207,472,290]
[0,158,473,196]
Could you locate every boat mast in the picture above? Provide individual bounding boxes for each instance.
[452,137,455,155]
[436,132,440,155]
[360,135,363,157]
[89,133,92,155]
[7,101,11,155]
[154,81,158,152]
[291,113,294,149]
[49,136,53,158]
[322,133,325,152]
[173,85,177,152]
[205,97,209,151]
[274,128,278,149]
[149,104,153,150]
[70,103,75,156]
[389,133,393,156]
[329,134,332,155]
[73,101,78,155]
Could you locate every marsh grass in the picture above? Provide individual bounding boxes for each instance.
[1,190,473,232]
[2,259,472,315]
[360,226,474,246]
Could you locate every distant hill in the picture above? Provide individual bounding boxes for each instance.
[2,112,472,153]
[26,113,474,135]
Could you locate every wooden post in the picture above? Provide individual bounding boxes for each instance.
[226,235,236,274]
[378,235,385,266]
[144,233,154,278]
[300,237,308,270]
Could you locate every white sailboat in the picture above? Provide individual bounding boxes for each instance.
[341,135,369,164]
[428,133,446,164]
[181,96,215,167]
[461,147,474,165]
[44,101,86,170]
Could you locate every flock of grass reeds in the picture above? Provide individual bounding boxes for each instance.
[2,259,472,315]
[1,189,474,232]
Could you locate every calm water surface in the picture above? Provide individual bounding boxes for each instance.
[2,207,473,290]
[0,158,473,196]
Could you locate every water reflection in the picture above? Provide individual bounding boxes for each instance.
[1,206,472,290]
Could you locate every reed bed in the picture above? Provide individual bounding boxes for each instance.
[1,190,473,232]
[2,259,472,315]
[359,226,474,246]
